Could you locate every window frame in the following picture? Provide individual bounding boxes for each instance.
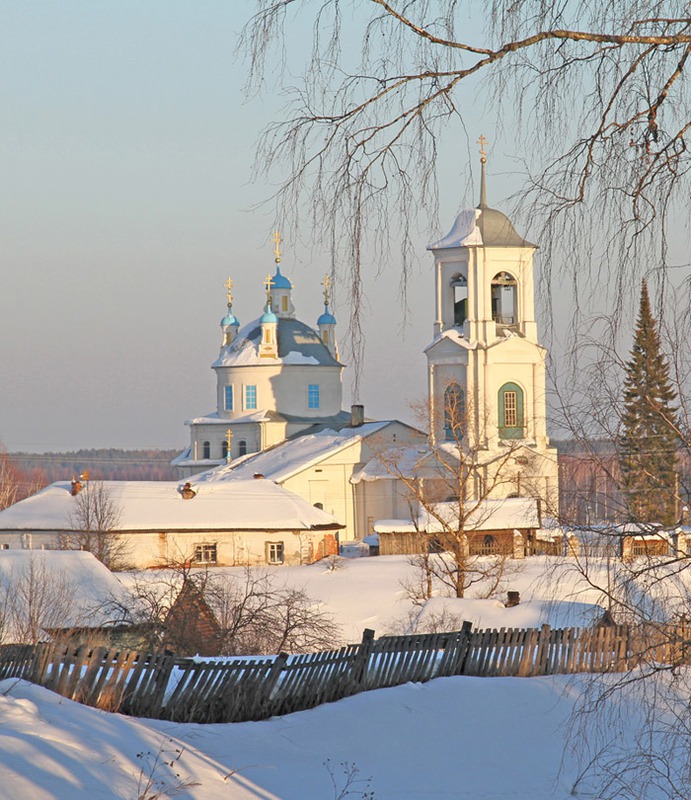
[224,385,233,411]
[244,384,257,410]
[498,382,525,439]
[308,383,320,409]
[443,382,465,441]
[194,543,217,564]
[266,541,285,565]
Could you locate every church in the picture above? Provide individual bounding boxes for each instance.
[0,150,560,565]
[173,233,352,474]
[422,145,559,513]
[173,147,559,545]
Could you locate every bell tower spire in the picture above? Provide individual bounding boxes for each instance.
[477,134,488,209]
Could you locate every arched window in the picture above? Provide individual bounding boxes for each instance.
[221,440,229,460]
[450,273,468,327]
[202,441,211,459]
[444,383,465,441]
[491,272,517,326]
[238,440,247,457]
[498,383,525,439]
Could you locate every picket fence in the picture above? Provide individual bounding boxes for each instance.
[0,621,685,724]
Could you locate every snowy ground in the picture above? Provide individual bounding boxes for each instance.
[2,554,690,799]
[117,554,613,645]
[0,669,686,800]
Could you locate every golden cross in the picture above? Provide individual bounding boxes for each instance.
[322,274,331,305]
[263,274,275,301]
[273,229,282,263]
[477,134,488,164]
[224,276,234,305]
[225,428,233,449]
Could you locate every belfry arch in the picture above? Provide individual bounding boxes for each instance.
[491,272,518,327]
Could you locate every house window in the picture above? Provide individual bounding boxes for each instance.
[444,383,465,441]
[498,382,524,439]
[281,295,288,312]
[266,541,284,564]
[202,441,211,459]
[308,384,320,409]
[221,440,229,459]
[245,385,257,410]
[194,543,217,564]
[224,385,233,411]
[238,440,247,457]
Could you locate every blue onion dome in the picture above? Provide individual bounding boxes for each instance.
[272,265,292,289]
[220,307,239,327]
[260,302,278,324]
[317,304,336,325]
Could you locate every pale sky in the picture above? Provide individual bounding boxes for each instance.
[0,1,650,453]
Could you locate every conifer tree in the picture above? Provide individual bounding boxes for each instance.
[619,281,679,525]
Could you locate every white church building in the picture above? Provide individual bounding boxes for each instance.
[174,236,354,474]
[422,150,559,513]
[0,150,559,564]
[173,149,559,545]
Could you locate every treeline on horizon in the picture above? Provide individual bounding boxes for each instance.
[9,448,180,484]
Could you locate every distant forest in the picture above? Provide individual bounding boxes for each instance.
[9,449,180,484]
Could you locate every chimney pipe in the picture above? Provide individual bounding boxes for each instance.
[350,404,364,427]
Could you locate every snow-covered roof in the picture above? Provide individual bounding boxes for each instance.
[423,328,475,354]
[428,206,536,249]
[212,317,342,368]
[0,550,132,635]
[0,480,343,533]
[192,421,391,485]
[184,409,281,426]
[352,445,430,483]
[374,497,541,534]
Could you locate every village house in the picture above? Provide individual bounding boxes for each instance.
[0,478,343,569]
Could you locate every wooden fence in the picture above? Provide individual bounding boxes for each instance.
[0,621,686,724]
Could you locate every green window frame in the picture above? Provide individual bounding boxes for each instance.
[498,382,524,439]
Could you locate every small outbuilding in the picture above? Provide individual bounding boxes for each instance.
[374,497,541,559]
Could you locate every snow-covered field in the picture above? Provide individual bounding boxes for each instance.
[2,554,690,799]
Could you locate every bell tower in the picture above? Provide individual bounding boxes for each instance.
[424,138,559,512]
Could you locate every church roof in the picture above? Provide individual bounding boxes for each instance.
[423,328,476,354]
[317,305,337,326]
[271,265,292,289]
[428,206,536,250]
[212,317,342,368]
[191,421,393,485]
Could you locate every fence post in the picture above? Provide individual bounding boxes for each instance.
[534,624,552,676]
[351,628,375,688]
[444,620,473,676]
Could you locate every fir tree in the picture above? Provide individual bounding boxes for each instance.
[619,281,679,525]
